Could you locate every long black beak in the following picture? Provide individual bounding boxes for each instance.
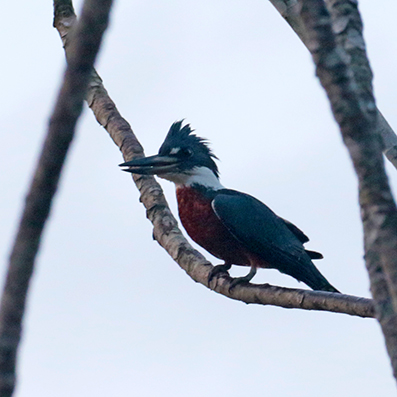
[119,154,181,175]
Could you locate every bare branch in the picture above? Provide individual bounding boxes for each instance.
[0,0,114,395]
[299,0,397,379]
[53,2,375,320]
[268,0,397,169]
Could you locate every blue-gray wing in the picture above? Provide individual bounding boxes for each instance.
[211,190,310,268]
[280,217,322,259]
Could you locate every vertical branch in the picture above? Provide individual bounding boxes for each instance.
[0,0,114,395]
[299,0,397,380]
[321,2,397,365]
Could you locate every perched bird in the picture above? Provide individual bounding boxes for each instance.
[120,121,339,293]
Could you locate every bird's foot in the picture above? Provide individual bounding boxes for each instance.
[208,263,232,287]
[228,267,257,293]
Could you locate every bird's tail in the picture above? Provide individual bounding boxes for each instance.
[280,258,340,293]
[302,263,340,293]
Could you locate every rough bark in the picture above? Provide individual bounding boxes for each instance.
[53,1,375,319]
[268,0,397,169]
[0,1,113,395]
[299,0,397,380]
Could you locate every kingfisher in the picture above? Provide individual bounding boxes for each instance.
[120,121,339,293]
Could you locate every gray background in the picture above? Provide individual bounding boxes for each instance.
[1,1,396,396]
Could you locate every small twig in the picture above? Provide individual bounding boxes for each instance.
[53,1,375,320]
[0,0,114,395]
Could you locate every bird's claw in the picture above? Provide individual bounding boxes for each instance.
[208,264,232,287]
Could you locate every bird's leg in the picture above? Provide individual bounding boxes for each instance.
[229,266,257,292]
[208,262,232,286]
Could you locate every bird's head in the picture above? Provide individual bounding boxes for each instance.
[120,121,221,187]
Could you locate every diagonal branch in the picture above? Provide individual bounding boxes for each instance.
[268,0,397,169]
[299,0,397,380]
[53,1,375,319]
[0,0,114,395]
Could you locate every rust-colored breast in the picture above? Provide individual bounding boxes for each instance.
[176,187,251,266]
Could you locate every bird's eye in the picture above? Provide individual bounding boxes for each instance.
[179,148,193,157]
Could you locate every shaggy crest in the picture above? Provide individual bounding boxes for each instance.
[159,120,219,177]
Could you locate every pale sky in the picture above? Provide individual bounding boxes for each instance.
[1,1,397,396]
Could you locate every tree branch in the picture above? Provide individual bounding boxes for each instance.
[268,0,397,169]
[299,0,397,380]
[0,1,114,395]
[53,1,375,320]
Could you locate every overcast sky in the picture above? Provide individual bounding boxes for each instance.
[1,1,397,396]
